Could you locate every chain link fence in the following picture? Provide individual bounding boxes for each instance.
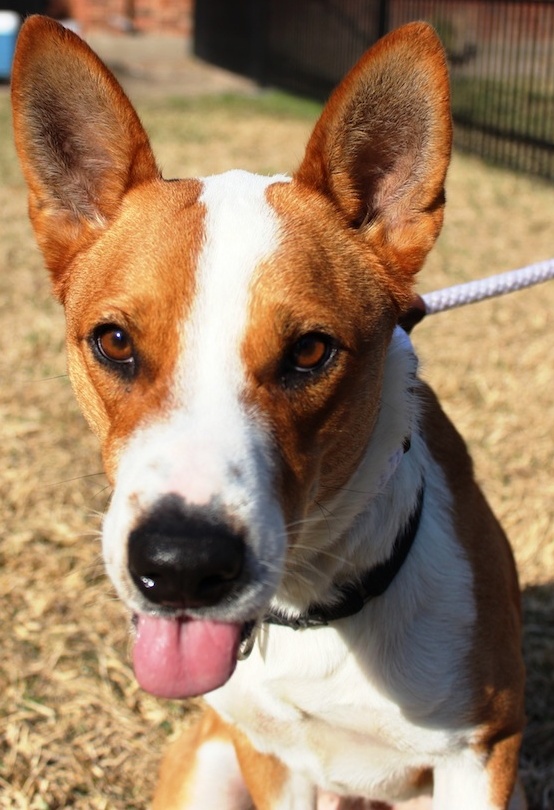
[194,0,554,181]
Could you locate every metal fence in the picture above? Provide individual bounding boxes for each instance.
[194,0,554,181]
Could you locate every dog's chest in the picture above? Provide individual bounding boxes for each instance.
[208,621,468,798]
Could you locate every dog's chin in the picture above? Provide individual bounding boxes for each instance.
[131,613,244,699]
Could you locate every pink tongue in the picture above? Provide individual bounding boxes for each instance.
[133,615,242,698]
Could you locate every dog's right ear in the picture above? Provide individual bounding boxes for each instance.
[11,16,159,300]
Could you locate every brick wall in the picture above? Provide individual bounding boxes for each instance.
[67,0,193,36]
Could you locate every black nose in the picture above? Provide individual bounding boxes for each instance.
[128,495,245,610]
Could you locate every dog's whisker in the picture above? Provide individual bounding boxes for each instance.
[20,373,69,383]
[284,561,321,583]
[91,483,112,500]
[312,499,335,519]
[289,543,354,568]
[317,482,373,496]
[40,471,106,488]
[285,511,339,533]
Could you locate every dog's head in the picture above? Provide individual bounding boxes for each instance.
[12,17,451,697]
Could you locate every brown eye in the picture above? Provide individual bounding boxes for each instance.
[289,333,334,372]
[94,324,134,365]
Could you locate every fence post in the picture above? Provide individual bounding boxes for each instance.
[250,0,269,86]
[378,0,389,37]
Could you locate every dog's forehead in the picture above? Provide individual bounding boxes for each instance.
[196,169,289,306]
[64,170,286,323]
[184,168,371,389]
[200,168,290,230]
[182,168,289,365]
[195,169,383,327]
[171,170,293,420]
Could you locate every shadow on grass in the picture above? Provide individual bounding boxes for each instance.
[521,582,554,810]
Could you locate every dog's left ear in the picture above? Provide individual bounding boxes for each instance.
[295,22,452,306]
[11,15,160,300]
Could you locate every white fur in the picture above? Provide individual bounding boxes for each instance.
[433,752,500,810]
[184,739,250,810]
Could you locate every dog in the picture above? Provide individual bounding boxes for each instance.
[12,16,526,810]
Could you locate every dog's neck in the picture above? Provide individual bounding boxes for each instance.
[271,327,425,616]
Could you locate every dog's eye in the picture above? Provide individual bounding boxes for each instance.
[288,333,335,373]
[93,324,134,365]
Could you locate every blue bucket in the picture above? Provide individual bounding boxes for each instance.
[0,11,20,80]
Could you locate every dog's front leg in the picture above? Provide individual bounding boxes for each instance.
[432,735,526,810]
[232,726,316,810]
[153,707,252,810]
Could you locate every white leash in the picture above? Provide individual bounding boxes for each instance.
[422,257,554,315]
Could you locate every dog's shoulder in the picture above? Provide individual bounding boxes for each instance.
[416,378,525,732]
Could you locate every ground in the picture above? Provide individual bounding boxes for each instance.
[0,33,553,810]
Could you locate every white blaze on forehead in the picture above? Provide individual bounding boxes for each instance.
[183,169,288,406]
[167,169,288,505]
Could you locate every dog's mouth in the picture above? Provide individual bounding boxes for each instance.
[132,613,243,698]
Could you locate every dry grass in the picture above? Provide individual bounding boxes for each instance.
[0,82,553,810]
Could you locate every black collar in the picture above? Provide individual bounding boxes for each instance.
[263,483,425,630]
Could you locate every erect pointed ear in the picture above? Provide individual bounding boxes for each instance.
[11,15,160,299]
[295,23,452,307]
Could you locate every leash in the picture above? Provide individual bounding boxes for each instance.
[400,257,554,332]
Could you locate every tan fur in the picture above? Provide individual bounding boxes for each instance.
[60,181,205,476]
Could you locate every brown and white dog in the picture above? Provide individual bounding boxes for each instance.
[12,16,526,810]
